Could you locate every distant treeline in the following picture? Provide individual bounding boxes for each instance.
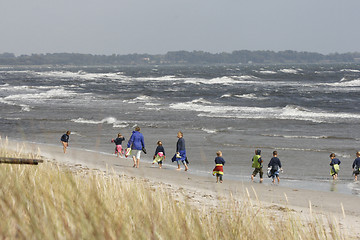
[1,50,360,65]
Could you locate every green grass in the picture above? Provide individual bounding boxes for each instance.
[0,138,348,239]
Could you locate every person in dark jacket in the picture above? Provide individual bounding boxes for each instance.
[60,131,71,153]
[127,126,145,168]
[267,151,282,183]
[171,131,188,171]
[329,153,341,180]
[111,133,125,157]
[152,140,166,168]
[352,151,360,181]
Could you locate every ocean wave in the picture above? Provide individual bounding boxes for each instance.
[261,134,355,141]
[201,128,217,134]
[340,69,360,73]
[191,98,212,104]
[234,93,258,99]
[183,75,259,85]
[4,88,77,101]
[123,95,159,104]
[37,70,127,81]
[279,68,300,74]
[258,70,277,74]
[170,101,360,123]
[220,94,232,98]
[0,98,31,112]
[332,78,360,87]
[184,76,234,85]
[71,117,129,128]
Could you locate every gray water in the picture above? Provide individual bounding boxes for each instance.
[1,64,360,195]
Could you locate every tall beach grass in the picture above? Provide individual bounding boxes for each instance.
[0,138,348,239]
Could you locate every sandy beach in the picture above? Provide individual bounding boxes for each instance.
[7,139,360,238]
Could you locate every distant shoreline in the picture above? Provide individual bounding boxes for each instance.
[1,50,360,66]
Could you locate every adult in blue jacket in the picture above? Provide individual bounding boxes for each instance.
[171,131,189,171]
[127,126,145,168]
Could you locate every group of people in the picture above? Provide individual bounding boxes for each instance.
[60,127,190,170]
[250,149,283,184]
[329,152,360,181]
[110,127,189,170]
[60,129,360,183]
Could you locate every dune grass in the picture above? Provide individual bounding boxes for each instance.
[0,138,348,239]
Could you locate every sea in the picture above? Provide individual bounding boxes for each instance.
[1,63,360,196]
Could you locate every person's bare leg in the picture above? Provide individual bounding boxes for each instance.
[132,156,136,167]
[184,163,188,171]
[62,142,67,153]
[136,158,140,168]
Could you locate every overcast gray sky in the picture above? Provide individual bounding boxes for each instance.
[1,0,359,56]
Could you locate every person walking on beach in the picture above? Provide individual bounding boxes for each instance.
[329,153,341,180]
[60,131,71,153]
[172,131,188,171]
[111,133,125,157]
[251,149,263,183]
[212,151,225,183]
[352,151,360,181]
[267,151,282,183]
[153,140,166,168]
[127,126,146,168]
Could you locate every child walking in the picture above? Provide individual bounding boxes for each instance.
[60,131,71,153]
[329,153,341,180]
[111,133,125,157]
[251,149,263,183]
[153,140,166,168]
[352,151,360,181]
[267,151,282,183]
[212,151,225,183]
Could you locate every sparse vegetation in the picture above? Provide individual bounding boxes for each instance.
[0,138,347,239]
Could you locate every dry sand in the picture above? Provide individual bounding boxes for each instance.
[6,139,360,238]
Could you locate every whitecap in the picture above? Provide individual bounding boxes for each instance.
[201,128,217,134]
[279,69,298,74]
[234,93,257,99]
[258,70,277,74]
[71,117,128,128]
[0,98,31,112]
[4,88,77,101]
[170,101,360,123]
[220,94,232,98]
[184,76,236,85]
[191,98,212,104]
[340,69,360,73]
[333,78,360,87]
[123,95,159,104]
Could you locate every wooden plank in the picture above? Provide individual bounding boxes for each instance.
[0,157,44,165]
